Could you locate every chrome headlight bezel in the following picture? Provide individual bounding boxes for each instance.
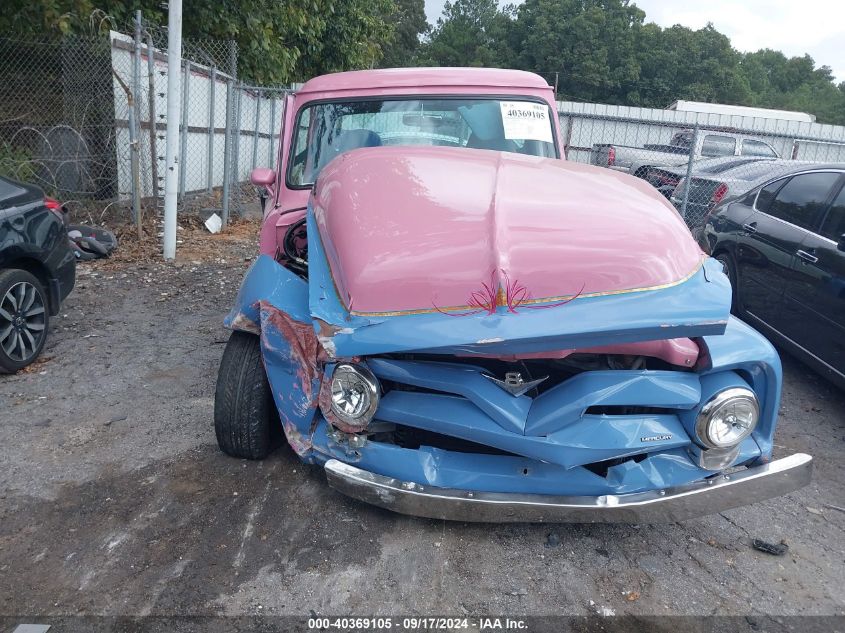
[695,387,759,449]
[325,363,380,431]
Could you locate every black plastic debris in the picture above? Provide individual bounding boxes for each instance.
[752,538,789,556]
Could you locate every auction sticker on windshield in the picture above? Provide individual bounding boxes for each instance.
[500,101,552,142]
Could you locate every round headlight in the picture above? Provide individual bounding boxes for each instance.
[695,387,759,448]
[327,363,379,431]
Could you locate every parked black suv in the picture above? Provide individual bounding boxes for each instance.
[0,175,75,372]
[700,165,845,389]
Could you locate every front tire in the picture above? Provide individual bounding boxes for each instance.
[0,269,50,373]
[214,331,279,459]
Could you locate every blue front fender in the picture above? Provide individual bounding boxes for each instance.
[226,255,320,456]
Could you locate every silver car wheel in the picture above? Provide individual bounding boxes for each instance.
[0,280,47,362]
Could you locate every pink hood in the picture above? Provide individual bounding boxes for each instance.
[312,147,703,316]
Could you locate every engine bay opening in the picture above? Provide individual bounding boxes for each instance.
[276,218,309,278]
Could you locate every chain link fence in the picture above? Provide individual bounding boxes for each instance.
[1,16,288,229]
[0,36,117,214]
[6,29,845,240]
[559,103,845,231]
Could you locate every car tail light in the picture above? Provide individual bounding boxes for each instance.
[44,197,64,220]
[711,183,729,204]
[647,170,680,187]
[607,147,615,166]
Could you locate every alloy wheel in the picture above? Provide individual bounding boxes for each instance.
[0,281,47,362]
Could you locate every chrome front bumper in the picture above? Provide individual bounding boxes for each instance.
[324,453,812,523]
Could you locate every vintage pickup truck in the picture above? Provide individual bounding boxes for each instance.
[591,129,780,180]
[214,68,811,522]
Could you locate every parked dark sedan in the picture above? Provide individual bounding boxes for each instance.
[0,175,75,372]
[700,165,845,388]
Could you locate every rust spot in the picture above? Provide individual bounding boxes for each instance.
[229,312,260,335]
[314,318,343,338]
[259,301,326,400]
[280,417,312,455]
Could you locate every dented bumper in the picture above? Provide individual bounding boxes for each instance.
[226,251,809,519]
[325,453,813,523]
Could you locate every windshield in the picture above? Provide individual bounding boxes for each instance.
[287,97,558,187]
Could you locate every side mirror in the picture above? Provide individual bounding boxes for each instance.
[838,234,845,253]
[250,168,276,186]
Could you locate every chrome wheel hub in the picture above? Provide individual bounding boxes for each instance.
[0,281,46,362]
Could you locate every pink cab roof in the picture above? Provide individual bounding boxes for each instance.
[297,67,552,96]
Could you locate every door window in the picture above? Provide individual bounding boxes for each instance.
[701,135,736,157]
[741,139,778,157]
[756,178,786,212]
[820,185,845,242]
[764,172,840,231]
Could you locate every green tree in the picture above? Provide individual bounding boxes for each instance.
[0,0,396,84]
[633,23,750,107]
[737,50,845,125]
[379,0,429,68]
[509,0,645,102]
[419,0,514,68]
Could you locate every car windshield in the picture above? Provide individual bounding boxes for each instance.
[287,97,558,187]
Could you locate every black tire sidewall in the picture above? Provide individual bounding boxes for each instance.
[214,330,279,460]
[0,268,50,373]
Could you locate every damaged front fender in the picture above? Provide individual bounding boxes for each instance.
[226,255,324,457]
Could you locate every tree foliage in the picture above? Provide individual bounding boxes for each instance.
[3,0,844,124]
[379,0,429,68]
[417,0,513,67]
[421,0,845,124]
[0,0,396,85]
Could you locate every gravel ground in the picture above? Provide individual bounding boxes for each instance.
[0,221,843,622]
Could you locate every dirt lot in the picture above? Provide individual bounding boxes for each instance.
[0,218,843,624]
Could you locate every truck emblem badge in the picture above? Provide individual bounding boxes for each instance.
[640,434,673,443]
[483,371,548,397]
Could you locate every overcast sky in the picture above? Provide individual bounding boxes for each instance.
[424,0,845,82]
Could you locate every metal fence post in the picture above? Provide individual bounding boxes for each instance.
[233,81,243,214]
[133,12,145,197]
[178,60,191,199]
[267,95,276,166]
[251,88,261,170]
[221,78,233,228]
[144,22,159,207]
[129,14,143,235]
[228,41,237,79]
[680,124,699,221]
[207,67,216,192]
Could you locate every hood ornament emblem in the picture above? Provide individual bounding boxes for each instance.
[483,371,548,397]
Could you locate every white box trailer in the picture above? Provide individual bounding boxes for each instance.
[667,100,816,123]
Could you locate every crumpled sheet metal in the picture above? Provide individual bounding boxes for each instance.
[307,420,762,496]
[226,255,324,457]
[305,208,731,359]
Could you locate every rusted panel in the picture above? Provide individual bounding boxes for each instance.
[228,309,261,335]
[260,301,326,400]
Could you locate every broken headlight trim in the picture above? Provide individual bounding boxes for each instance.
[326,363,380,432]
[695,387,759,449]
